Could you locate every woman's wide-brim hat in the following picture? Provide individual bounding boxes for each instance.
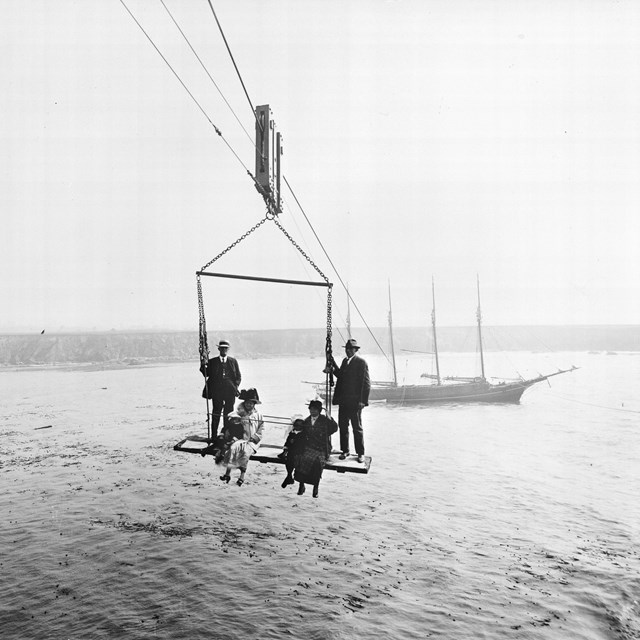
[239,387,261,404]
[217,340,230,348]
[343,338,360,350]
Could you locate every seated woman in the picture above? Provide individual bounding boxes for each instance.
[293,400,338,498]
[219,388,264,486]
[279,415,305,488]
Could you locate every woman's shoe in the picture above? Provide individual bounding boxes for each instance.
[220,474,230,483]
[236,478,244,487]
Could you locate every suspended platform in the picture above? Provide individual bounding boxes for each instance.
[174,436,371,474]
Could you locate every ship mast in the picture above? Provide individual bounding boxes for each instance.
[431,277,441,385]
[346,283,352,339]
[388,281,398,387]
[476,274,486,381]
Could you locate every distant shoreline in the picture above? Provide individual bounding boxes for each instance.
[0,325,638,367]
[2,323,639,336]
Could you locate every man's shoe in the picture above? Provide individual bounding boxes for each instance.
[200,444,214,457]
[357,455,365,463]
[339,452,349,460]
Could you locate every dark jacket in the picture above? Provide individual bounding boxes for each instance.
[200,356,241,399]
[332,354,370,406]
[298,413,338,460]
[302,414,338,442]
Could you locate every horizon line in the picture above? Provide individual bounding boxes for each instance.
[1,323,639,336]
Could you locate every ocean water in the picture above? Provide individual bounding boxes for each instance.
[1,351,639,639]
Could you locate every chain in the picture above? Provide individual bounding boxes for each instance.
[326,285,333,364]
[197,273,212,437]
[327,287,333,330]
[271,216,330,285]
[324,285,334,410]
[199,215,270,272]
[196,274,209,365]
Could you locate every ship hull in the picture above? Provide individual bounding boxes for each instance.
[367,380,533,404]
[318,379,536,405]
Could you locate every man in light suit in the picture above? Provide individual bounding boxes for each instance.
[329,338,370,463]
[200,339,242,437]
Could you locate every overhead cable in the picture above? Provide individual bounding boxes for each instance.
[159,0,254,146]
[119,0,254,181]
[283,176,392,367]
[205,0,260,130]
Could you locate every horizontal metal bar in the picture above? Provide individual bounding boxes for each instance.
[197,270,332,288]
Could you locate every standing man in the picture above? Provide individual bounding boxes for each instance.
[200,339,242,438]
[329,338,370,463]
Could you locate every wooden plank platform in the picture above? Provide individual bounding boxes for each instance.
[174,436,371,474]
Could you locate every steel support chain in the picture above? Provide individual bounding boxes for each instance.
[199,215,271,273]
[197,274,212,439]
[270,216,329,283]
[325,286,334,413]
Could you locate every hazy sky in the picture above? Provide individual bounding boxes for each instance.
[2,0,639,333]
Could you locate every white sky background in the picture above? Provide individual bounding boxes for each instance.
[2,0,639,333]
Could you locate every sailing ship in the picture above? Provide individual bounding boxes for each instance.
[318,278,576,405]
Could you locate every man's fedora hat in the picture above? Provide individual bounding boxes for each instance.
[217,340,230,348]
[343,339,360,350]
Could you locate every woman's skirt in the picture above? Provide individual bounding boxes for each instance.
[223,440,257,470]
[294,447,326,485]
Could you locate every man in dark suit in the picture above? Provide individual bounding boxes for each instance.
[200,339,242,437]
[329,338,370,463]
